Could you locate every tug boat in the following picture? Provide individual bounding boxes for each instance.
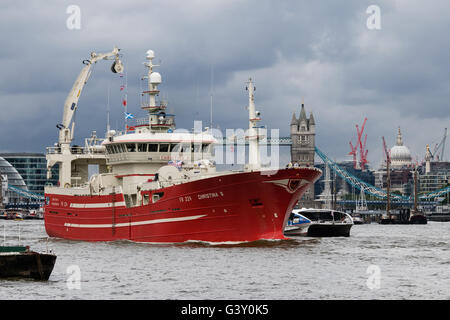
[44,48,321,243]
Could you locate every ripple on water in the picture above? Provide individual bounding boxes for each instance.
[1,220,449,299]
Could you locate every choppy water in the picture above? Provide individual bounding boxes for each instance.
[0,220,449,300]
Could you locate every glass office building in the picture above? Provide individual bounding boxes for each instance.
[0,153,59,195]
[0,156,28,204]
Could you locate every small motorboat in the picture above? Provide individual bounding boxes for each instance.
[0,245,57,281]
[284,211,312,236]
[295,208,354,237]
[351,213,365,224]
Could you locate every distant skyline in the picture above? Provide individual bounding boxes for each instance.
[0,0,449,169]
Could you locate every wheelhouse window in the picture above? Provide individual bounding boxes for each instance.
[126,143,136,152]
[148,144,158,152]
[202,143,210,153]
[159,144,169,152]
[181,144,191,153]
[171,143,181,152]
[138,144,147,152]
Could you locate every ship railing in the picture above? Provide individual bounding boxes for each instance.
[46,146,105,155]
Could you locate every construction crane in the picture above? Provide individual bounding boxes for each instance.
[382,136,391,218]
[348,141,358,169]
[356,118,369,170]
[431,128,448,161]
[348,117,369,170]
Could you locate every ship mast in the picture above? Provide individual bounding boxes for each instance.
[141,50,173,132]
[246,78,262,170]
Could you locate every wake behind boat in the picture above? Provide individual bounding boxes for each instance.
[44,48,322,243]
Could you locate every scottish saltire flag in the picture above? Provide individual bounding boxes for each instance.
[168,160,183,168]
[124,112,134,119]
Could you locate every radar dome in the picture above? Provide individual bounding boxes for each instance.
[150,72,162,84]
[146,50,155,59]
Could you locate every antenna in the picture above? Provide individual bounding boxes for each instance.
[210,64,214,128]
[106,81,110,134]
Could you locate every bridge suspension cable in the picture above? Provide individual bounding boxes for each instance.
[315,147,450,201]
[7,184,45,201]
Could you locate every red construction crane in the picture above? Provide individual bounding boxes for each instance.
[348,141,358,169]
[348,117,369,170]
[356,118,369,170]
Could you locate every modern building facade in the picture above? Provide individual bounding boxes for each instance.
[419,161,450,193]
[0,153,58,195]
[0,156,28,204]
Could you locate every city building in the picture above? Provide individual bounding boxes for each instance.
[290,102,316,208]
[0,156,28,204]
[374,127,415,196]
[0,153,58,195]
[419,161,450,193]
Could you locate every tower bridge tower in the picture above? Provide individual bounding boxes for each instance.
[290,102,316,208]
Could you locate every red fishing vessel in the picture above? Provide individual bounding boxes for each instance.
[44,48,321,243]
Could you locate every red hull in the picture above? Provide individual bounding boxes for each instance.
[44,168,321,243]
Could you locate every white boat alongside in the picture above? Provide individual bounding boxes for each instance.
[295,208,354,237]
[351,213,365,224]
[284,212,311,236]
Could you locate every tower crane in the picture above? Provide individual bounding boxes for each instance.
[431,128,448,161]
[356,117,368,170]
[348,117,369,170]
[382,136,391,218]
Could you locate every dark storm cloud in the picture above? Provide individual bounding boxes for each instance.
[0,0,449,166]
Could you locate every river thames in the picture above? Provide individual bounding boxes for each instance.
[1,220,449,300]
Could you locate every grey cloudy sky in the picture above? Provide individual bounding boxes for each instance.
[0,0,449,168]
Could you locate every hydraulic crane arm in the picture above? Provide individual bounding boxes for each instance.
[58,46,124,147]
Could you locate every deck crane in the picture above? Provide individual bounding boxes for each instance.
[57,47,123,154]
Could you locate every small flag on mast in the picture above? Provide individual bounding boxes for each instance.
[120,85,125,91]
[122,99,127,107]
[124,112,134,119]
